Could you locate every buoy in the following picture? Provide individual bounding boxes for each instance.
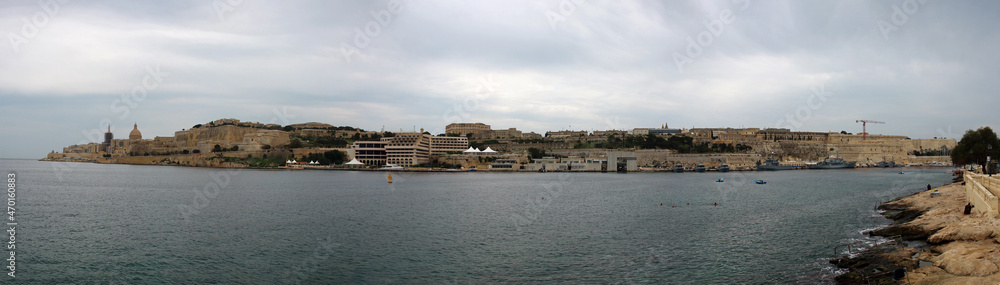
[687,203,689,205]
[660,203,662,206]
[714,203,718,206]
[542,197,544,199]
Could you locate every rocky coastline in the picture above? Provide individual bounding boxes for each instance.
[831,176,1000,284]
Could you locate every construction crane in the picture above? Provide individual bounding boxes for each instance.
[855,120,885,141]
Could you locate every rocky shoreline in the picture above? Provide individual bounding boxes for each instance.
[831,177,1000,284]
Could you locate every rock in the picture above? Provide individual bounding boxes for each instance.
[930,241,1000,277]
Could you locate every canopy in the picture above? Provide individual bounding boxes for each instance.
[345,158,364,165]
[463,147,481,153]
[482,147,497,153]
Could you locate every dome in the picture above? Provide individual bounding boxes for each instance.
[129,123,142,140]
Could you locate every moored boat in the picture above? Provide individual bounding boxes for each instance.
[808,156,857,169]
[673,164,684,173]
[694,164,707,172]
[717,163,730,172]
[757,158,795,171]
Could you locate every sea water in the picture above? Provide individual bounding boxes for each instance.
[0,159,952,284]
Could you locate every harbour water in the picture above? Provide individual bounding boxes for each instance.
[1,159,953,283]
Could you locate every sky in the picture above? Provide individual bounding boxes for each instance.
[1,0,998,159]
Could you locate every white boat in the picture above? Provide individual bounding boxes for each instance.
[381,164,404,170]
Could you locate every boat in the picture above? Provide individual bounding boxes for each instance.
[717,163,730,172]
[876,156,896,168]
[381,163,404,170]
[808,156,857,169]
[673,164,684,173]
[694,164,707,172]
[716,178,724,182]
[756,158,795,171]
[754,179,767,184]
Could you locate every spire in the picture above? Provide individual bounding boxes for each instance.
[134,122,138,129]
[107,124,111,133]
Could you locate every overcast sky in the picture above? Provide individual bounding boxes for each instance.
[2,0,998,159]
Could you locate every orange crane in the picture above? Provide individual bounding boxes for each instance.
[855,120,885,140]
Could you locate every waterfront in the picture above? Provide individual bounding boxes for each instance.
[2,159,953,283]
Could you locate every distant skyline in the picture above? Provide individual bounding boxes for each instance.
[2,1,999,159]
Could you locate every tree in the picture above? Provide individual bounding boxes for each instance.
[288,139,303,149]
[283,125,295,132]
[951,127,1000,171]
[193,149,201,154]
[230,145,239,151]
[528,147,545,159]
[182,149,190,154]
[324,150,346,164]
[213,144,222,152]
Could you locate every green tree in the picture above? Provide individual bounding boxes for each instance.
[288,139,303,149]
[213,144,222,152]
[324,150,346,164]
[230,145,239,151]
[951,127,1000,171]
[527,147,545,159]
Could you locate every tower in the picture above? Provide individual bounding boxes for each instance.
[103,125,114,152]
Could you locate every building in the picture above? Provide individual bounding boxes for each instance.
[386,132,432,166]
[446,123,491,136]
[103,125,113,152]
[352,141,388,166]
[129,123,143,140]
[430,136,469,155]
[350,130,469,167]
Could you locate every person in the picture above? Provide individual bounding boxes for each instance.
[927,184,932,191]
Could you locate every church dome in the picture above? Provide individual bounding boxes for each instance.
[129,123,142,140]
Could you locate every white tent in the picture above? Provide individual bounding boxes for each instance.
[482,147,497,153]
[463,147,481,153]
[344,158,363,165]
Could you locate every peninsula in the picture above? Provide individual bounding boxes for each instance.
[42,118,956,170]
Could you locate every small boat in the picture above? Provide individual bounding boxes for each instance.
[716,178,724,182]
[694,164,707,172]
[672,164,684,173]
[754,179,767,184]
[387,173,393,183]
[899,171,905,174]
